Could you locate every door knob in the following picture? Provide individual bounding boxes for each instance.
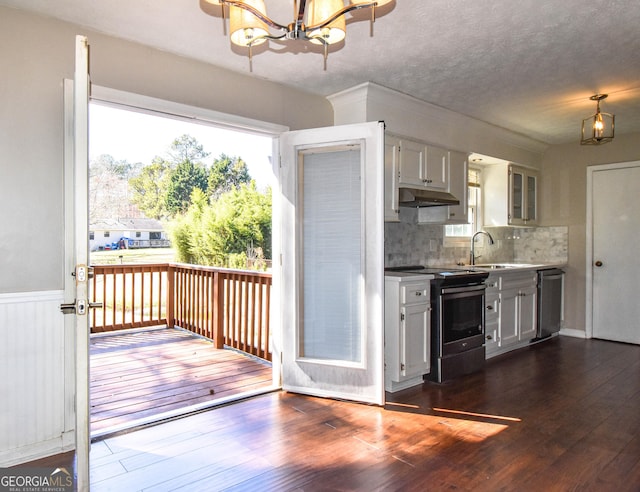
[594,260,603,267]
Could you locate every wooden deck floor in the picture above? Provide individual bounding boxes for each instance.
[21,336,640,491]
[90,328,273,435]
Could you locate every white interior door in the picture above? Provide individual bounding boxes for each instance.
[62,35,91,490]
[279,121,385,405]
[589,161,640,344]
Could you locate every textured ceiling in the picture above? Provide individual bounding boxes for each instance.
[3,0,640,145]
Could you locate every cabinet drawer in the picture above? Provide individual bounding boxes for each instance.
[402,283,429,304]
[485,294,500,323]
[484,275,501,292]
[485,320,499,347]
[502,273,537,290]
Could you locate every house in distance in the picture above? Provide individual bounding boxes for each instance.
[90,218,170,251]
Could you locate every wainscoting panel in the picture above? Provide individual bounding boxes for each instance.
[0,290,71,466]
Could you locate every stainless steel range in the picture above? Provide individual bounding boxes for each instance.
[386,266,489,383]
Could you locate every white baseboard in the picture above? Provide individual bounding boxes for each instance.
[559,328,588,339]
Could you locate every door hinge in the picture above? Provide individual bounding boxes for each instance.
[400,313,405,321]
[400,363,405,372]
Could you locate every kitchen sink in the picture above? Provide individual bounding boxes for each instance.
[473,264,511,269]
[472,263,541,269]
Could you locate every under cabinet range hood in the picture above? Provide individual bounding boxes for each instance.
[398,187,460,207]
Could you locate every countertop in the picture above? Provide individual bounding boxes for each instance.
[384,272,435,280]
[384,263,566,279]
[470,262,566,272]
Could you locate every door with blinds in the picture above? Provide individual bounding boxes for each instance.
[278,121,385,405]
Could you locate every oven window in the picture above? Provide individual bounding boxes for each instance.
[442,291,484,344]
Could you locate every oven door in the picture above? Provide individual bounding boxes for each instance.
[439,284,485,352]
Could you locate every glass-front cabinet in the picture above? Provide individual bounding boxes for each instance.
[509,165,538,225]
[484,163,538,227]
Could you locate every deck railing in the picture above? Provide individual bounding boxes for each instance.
[90,263,272,361]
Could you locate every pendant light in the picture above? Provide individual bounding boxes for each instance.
[307,0,347,46]
[229,0,269,48]
[581,94,615,145]
[203,0,394,70]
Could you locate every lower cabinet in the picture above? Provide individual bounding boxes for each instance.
[484,271,538,358]
[385,276,431,392]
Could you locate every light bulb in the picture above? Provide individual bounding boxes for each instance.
[594,113,604,138]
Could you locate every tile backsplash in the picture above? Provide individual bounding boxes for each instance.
[384,221,568,267]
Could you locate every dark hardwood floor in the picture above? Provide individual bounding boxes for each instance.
[18,337,640,491]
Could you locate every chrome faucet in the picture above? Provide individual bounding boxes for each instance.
[470,231,495,265]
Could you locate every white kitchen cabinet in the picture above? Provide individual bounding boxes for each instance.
[398,138,426,187]
[398,139,449,191]
[484,271,538,358]
[517,284,538,341]
[484,163,538,226]
[417,149,468,224]
[444,150,469,223]
[425,145,449,190]
[499,287,520,347]
[384,134,401,222]
[385,276,431,392]
[484,276,500,356]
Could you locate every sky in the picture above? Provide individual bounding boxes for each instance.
[89,103,275,189]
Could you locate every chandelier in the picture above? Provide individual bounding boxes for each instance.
[581,94,615,145]
[203,0,393,70]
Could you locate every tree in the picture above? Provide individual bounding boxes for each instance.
[207,154,251,199]
[90,154,141,221]
[170,182,271,269]
[165,160,209,216]
[128,157,171,220]
[129,135,256,220]
[168,134,209,165]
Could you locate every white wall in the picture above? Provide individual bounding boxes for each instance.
[539,132,640,334]
[0,5,333,295]
[0,5,332,464]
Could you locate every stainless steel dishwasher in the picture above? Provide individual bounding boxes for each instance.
[536,268,564,339]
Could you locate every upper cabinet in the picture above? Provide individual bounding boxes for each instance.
[484,164,538,226]
[417,149,468,224]
[446,150,469,223]
[385,134,470,224]
[384,134,401,222]
[511,166,538,225]
[398,139,449,191]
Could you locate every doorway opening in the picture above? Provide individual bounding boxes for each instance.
[87,92,283,437]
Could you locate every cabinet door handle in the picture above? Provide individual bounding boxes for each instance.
[415,292,422,296]
[486,335,492,340]
[595,260,603,267]
[486,305,493,310]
